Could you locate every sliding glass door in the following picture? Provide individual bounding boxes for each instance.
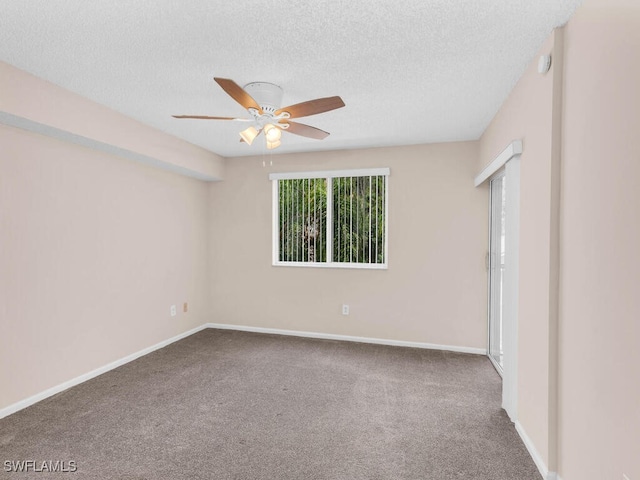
[488,171,506,373]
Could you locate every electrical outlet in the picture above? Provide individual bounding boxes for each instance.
[170,305,177,317]
[342,304,349,315]
[183,302,188,313]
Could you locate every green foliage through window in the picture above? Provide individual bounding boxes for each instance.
[332,176,386,264]
[277,173,387,265]
[278,178,327,263]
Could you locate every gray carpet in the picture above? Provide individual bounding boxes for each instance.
[0,329,540,479]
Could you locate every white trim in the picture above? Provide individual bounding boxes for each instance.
[0,111,221,182]
[273,261,387,270]
[515,421,557,480]
[1,322,486,421]
[502,156,521,422]
[0,324,208,420]
[272,179,279,264]
[488,354,503,378]
[474,140,523,187]
[269,167,390,181]
[205,323,486,355]
[384,174,389,265]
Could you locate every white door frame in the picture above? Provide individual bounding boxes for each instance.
[502,155,520,421]
[475,141,522,422]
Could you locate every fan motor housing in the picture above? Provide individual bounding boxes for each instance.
[244,82,283,113]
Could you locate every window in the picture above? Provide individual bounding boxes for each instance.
[270,168,389,269]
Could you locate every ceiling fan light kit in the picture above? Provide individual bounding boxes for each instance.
[264,123,282,142]
[173,77,345,150]
[266,139,281,150]
[239,125,259,145]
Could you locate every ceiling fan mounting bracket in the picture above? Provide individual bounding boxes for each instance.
[243,81,284,113]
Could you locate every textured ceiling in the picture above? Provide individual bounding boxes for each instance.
[0,0,582,158]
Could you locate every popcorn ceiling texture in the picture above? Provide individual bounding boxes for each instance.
[0,0,582,158]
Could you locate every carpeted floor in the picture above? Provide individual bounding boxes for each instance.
[0,329,540,479]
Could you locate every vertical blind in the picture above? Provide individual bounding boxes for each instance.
[332,175,386,264]
[278,177,327,263]
[275,170,388,266]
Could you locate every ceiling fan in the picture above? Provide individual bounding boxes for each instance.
[173,78,345,150]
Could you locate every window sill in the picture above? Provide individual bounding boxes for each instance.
[272,261,388,270]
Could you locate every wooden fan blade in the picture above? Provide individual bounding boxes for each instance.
[275,96,345,119]
[214,77,263,113]
[280,121,330,140]
[172,115,243,120]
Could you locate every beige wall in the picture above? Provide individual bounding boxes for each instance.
[558,1,640,478]
[479,1,640,478]
[0,124,210,410]
[478,32,560,467]
[209,142,488,349]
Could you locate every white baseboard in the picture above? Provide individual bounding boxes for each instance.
[205,322,487,355]
[1,322,485,420]
[515,421,557,480]
[0,324,208,420]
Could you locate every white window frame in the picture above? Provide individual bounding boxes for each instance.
[269,168,390,270]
